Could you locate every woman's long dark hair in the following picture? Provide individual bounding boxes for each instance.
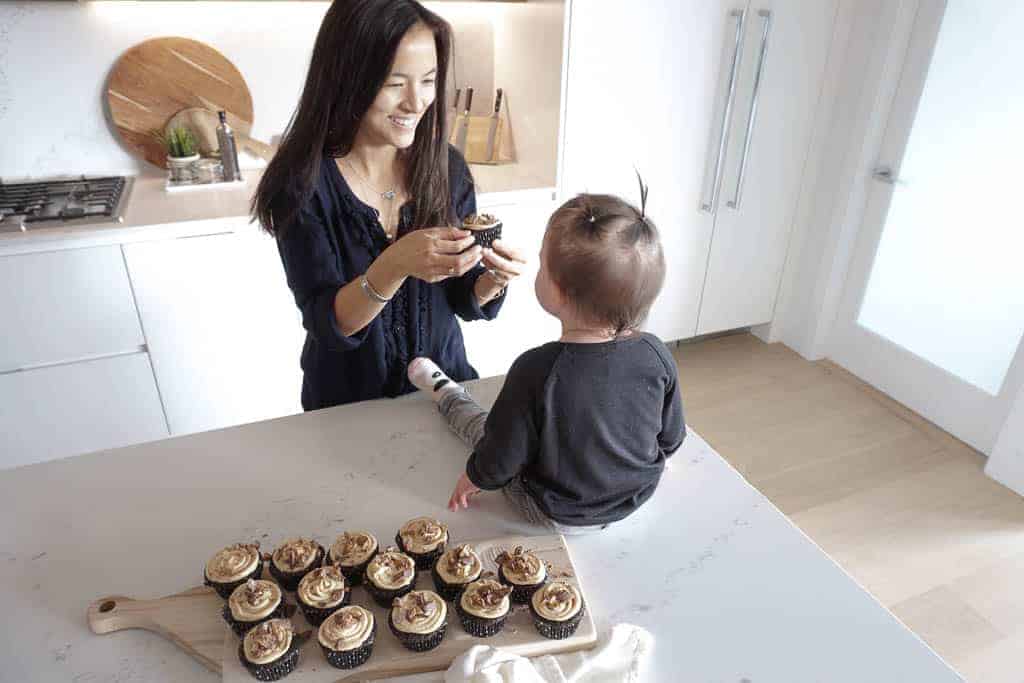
[253,0,453,237]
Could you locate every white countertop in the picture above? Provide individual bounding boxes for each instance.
[0,377,962,682]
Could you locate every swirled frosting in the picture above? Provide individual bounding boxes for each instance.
[531,581,582,622]
[391,590,447,635]
[459,579,512,619]
[435,544,482,585]
[463,213,500,230]
[243,618,293,665]
[329,531,378,567]
[205,542,260,583]
[318,606,374,651]
[398,517,448,554]
[229,579,282,622]
[496,546,546,585]
[297,565,348,608]
[272,537,320,573]
[366,549,416,590]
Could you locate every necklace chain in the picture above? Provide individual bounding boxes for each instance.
[340,157,398,240]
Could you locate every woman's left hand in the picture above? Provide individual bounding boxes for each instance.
[481,240,527,285]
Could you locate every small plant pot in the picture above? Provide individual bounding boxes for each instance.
[167,154,200,183]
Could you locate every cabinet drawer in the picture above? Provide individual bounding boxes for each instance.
[0,246,144,372]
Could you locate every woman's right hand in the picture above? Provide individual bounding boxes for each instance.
[385,227,482,283]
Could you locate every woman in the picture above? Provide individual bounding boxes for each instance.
[253,0,525,410]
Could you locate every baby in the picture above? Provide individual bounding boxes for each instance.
[408,190,685,534]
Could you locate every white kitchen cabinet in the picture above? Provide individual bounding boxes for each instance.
[0,246,144,372]
[123,227,304,436]
[0,352,167,469]
[460,198,561,378]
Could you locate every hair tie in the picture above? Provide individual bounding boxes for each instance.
[588,214,596,223]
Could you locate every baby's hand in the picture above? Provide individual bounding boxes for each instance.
[448,472,482,511]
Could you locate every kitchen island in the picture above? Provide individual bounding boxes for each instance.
[0,377,962,682]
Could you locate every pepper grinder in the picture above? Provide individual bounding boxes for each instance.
[216,111,242,182]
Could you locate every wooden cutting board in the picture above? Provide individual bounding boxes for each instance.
[88,534,596,680]
[106,37,255,169]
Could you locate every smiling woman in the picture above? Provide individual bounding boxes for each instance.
[252,0,526,411]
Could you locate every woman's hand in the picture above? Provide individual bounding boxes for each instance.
[475,239,527,304]
[384,227,481,283]
[448,472,482,511]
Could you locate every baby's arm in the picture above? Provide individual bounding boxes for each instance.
[659,369,687,458]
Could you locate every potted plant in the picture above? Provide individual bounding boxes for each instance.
[155,126,200,183]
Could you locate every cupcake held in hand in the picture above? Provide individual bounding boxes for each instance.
[223,579,287,637]
[238,618,301,681]
[268,537,324,591]
[395,517,448,570]
[364,548,417,607]
[431,544,482,602]
[327,531,378,587]
[319,605,376,670]
[456,579,513,638]
[530,581,586,640]
[462,213,503,249]
[496,546,547,604]
[204,542,263,599]
[388,590,448,652]
[296,565,349,626]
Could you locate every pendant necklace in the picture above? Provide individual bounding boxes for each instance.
[342,159,398,240]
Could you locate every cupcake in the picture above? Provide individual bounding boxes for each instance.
[237,618,300,681]
[268,538,324,591]
[327,531,378,587]
[204,542,263,599]
[319,605,376,670]
[431,544,483,601]
[388,590,448,652]
[364,548,417,607]
[223,579,287,637]
[529,581,586,640]
[395,517,448,570]
[296,565,350,626]
[455,579,513,638]
[496,545,547,604]
[463,213,502,249]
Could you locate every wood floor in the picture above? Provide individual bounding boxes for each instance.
[672,333,1024,683]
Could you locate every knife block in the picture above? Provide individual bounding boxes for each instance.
[450,110,515,165]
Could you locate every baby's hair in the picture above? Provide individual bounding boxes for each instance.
[544,175,666,335]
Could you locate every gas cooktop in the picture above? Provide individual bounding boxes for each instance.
[0,175,133,234]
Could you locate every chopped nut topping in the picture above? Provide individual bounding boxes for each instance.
[467,581,513,610]
[394,592,438,623]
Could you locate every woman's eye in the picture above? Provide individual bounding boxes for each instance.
[423,79,436,85]
[387,83,404,88]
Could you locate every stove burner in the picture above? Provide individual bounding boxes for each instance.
[0,175,132,232]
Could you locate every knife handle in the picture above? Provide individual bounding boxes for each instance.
[464,87,474,115]
[453,88,461,110]
[493,88,503,115]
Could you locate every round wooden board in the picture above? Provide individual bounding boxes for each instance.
[106,37,254,169]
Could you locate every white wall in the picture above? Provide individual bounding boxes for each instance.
[986,387,1024,496]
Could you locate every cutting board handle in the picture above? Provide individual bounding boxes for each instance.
[87,595,153,634]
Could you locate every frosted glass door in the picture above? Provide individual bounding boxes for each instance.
[830,0,1024,453]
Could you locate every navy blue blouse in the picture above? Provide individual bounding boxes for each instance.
[276,147,505,410]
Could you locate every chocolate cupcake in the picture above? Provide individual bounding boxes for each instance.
[529,581,586,640]
[364,548,417,607]
[388,590,448,652]
[238,618,300,681]
[395,517,448,571]
[296,565,350,626]
[268,538,324,591]
[319,606,376,670]
[327,531,378,587]
[463,213,502,249]
[455,579,513,638]
[204,542,263,599]
[496,546,547,604]
[431,544,482,602]
[223,579,287,637]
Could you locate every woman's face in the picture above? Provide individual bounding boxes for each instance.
[359,23,438,150]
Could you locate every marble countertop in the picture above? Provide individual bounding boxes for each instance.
[0,377,963,682]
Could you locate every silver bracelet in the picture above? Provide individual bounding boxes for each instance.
[360,274,391,304]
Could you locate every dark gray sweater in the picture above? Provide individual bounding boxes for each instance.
[466,333,685,526]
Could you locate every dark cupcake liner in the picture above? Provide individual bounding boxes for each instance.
[298,589,351,627]
[238,634,301,681]
[455,598,508,638]
[529,602,586,640]
[267,545,325,592]
[222,601,289,638]
[365,575,415,608]
[321,618,377,669]
[470,224,502,249]
[430,563,478,602]
[498,565,546,605]
[326,551,377,588]
[387,611,447,652]
[204,558,264,600]
[395,533,445,571]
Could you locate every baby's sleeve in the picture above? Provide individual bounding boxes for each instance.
[658,360,687,458]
